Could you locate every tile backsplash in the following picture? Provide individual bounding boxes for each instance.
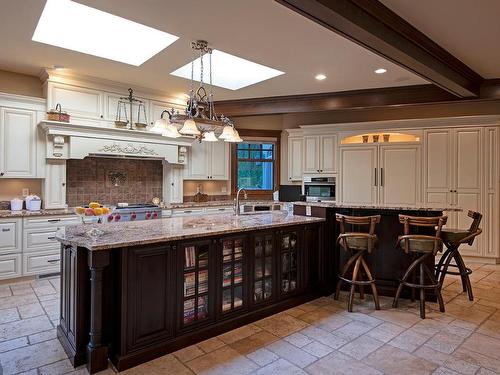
[66,157,163,207]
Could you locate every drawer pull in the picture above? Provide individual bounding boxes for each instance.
[1,228,10,232]
[47,259,60,264]
[184,210,192,213]
[47,219,61,223]
[218,208,226,211]
[48,236,56,240]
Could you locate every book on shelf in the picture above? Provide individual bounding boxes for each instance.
[198,270,208,293]
[197,296,208,319]
[184,272,195,297]
[223,264,232,287]
[183,299,195,324]
[184,246,196,269]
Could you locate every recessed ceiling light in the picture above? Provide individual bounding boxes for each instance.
[32,0,179,66]
[315,74,327,81]
[374,68,387,74]
[171,50,284,90]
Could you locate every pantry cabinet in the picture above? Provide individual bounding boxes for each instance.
[184,141,229,180]
[303,135,337,174]
[287,136,303,181]
[164,163,184,204]
[43,160,67,209]
[0,107,37,177]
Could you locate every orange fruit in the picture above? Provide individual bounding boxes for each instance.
[89,202,101,209]
[75,207,85,215]
[93,207,103,216]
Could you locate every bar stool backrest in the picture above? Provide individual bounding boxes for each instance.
[336,214,381,253]
[466,211,483,246]
[398,215,448,255]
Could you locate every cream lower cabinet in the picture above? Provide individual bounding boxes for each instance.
[185,141,229,180]
[0,218,22,280]
[0,107,37,178]
[340,144,421,206]
[424,127,492,258]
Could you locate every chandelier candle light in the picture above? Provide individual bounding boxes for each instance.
[163,40,242,143]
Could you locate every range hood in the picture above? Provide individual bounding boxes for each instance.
[39,121,191,163]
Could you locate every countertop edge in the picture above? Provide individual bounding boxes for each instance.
[293,201,462,212]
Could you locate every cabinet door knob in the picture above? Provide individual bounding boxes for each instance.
[0,172,4,176]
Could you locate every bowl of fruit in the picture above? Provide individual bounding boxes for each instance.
[75,202,115,239]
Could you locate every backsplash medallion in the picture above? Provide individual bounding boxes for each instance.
[66,157,162,207]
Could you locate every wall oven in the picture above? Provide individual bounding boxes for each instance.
[303,175,336,202]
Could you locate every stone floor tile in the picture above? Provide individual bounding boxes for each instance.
[339,334,384,360]
[9,283,33,296]
[332,320,373,341]
[365,321,405,342]
[122,354,193,375]
[0,338,67,374]
[266,339,317,368]
[173,344,204,363]
[433,366,460,375]
[370,309,422,328]
[15,369,38,375]
[245,348,279,367]
[460,333,500,359]
[0,307,19,324]
[414,345,451,365]
[218,324,261,344]
[477,318,500,340]
[38,358,74,375]
[0,294,38,309]
[283,332,313,348]
[255,358,308,375]
[388,328,431,352]
[424,331,465,354]
[0,337,28,353]
[284,306,308,318]
[306,350,382,375]
[197,337,226,353]
[230,331,278,355]
[38,293,59,302]
[0,315,52,342]
[33,285,57,297]
[301,340,334,358]
[300,326,348,349]
[40,298,59,317]
[0,285,12,298]
[255,314,309,337]
[17,302,45,319]
[477,367,500,375]
[453,347,500,373]
[364,344,438,375]
[185,346,258,375]
[28,327,57,344]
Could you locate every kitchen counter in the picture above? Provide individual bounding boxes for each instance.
[56,211,324,251]
[0,208,77,218]
[163,200,284,209]
[293,201,462,212]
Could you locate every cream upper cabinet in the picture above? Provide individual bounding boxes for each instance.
[340,146,378,205]
[303,135,337,174]
[379,145,421,206]
[48,83,103,120]
[0,108,37,178]
[287,137,303,181]
[185,141,229,180]
[104,92,150,124]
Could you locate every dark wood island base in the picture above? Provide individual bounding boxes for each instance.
[55,213,324,373]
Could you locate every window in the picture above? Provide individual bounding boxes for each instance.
[235,143,275,191]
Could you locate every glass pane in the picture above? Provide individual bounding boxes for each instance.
[265,257,272,276]
[262,150,273,160]
[282,235,290,249]
[249,144,260,149]
[264,279,272,299]
[222,289,232,312]
[199,270,208,293]
[265,238,273,256]
[184,246,196,269]
[282,253,289,273]
[262,144,273,150]
[250,150,261,159]
[237,143,249,149]
[255,262,263,279]
[237,161,273,190]
[234,286,243,308]
[234,262,243,284]
[199,249,208,268]
[254,281,263,302]
[183,298,195,324]
[223,264,232,287]
[184,272,195,297]
[197,296,208,319]
[237,150,249,159]
[255,240,263,257]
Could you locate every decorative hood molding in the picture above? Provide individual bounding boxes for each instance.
[39,121,191,163]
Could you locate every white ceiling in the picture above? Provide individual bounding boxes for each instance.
[381,0,500,79]
[0,0,427,100]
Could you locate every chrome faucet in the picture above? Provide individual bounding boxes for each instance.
[235,188,248,216]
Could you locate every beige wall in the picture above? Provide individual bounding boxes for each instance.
[0,70,43,98]
[0,179,42,201]
[183,180,231,196]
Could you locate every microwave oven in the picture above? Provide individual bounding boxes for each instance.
[303,175,336,202]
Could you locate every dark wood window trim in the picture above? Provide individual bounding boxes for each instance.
[231,129,281,197]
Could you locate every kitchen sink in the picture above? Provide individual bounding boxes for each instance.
[239,203,285,214]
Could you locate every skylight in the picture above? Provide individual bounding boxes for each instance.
[32,0,179,66]
[170,50,284,90]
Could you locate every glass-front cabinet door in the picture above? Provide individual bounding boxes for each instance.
[279,230,300,296]
[220,237,245,314]
[252,233,275,304]
[180,241,212,328]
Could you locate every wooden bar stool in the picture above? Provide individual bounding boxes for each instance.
[393,214,447,319]
[334,214,381,312]
[435,211,482,301]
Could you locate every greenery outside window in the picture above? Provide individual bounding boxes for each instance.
[236,143,275,191]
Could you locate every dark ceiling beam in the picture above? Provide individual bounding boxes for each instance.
[275,0,483,98]
[216,84,457,117]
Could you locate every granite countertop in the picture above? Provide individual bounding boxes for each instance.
[293,201,462,212]
[0,208,77,218]
[163,200,285,209]
[55,211,324,251]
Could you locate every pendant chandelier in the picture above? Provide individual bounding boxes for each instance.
[168,40,243,143]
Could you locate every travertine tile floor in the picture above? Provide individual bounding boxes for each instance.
[1,263,499,374]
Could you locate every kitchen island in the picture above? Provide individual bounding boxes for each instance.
[55,212,324,373]
[293,202,461,298]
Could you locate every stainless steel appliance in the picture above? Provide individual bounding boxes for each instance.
[303,175,336,202]
[107,204,162,222]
